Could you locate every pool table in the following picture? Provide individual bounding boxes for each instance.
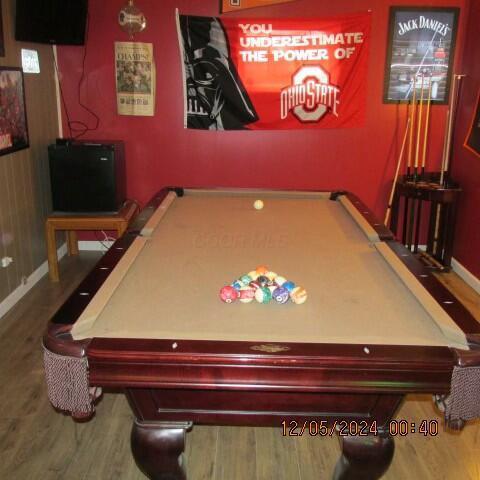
[43,188,480,480]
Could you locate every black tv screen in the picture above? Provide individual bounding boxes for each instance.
[15,0,88,45]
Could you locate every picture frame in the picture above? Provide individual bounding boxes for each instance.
[464,89,480,158]
[383,6,459,104]
[0,67,30,156]
[0,0,5,57]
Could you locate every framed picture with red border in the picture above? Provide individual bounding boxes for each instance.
[464,89,480,158]
[0,67,30,156]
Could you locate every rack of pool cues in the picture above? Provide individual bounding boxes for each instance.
[385,73,464,271]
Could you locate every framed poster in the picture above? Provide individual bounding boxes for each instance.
[464,89,480,158]
[383,7,459,104]
[0,67,30,156]
[0,0,5,57]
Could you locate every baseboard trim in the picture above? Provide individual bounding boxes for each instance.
[0,243,68,319]
[78,240,114,251]
[451,258,480,295]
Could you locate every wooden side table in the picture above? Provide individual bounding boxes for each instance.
[45,200,137,282]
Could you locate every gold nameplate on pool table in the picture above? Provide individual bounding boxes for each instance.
[250,344,291,353]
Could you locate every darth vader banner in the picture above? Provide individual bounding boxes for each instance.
[177,12,371,130]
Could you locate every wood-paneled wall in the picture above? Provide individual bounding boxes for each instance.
[0,0,58,303]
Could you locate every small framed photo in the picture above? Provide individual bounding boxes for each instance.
[383,7,459,104]
[464,89,480,158]
[0,67,30,156]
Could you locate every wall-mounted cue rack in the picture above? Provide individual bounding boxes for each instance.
[385,74,465,271]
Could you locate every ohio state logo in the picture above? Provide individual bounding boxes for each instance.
[280,66,340,122]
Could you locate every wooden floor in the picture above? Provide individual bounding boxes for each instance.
[0,252,479,480]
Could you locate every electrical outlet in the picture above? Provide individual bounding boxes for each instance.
[1,257,13,268]
[21,276,28,285]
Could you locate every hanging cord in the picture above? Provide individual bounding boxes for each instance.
[52,12,100,139]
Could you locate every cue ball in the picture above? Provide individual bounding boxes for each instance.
[254,200,264,210]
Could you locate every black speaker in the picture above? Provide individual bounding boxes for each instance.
[48,141,126,213]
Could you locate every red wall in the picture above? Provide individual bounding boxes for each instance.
[450,0,480,278]
[58,0,478,275]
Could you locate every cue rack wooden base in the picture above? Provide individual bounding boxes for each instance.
[389,172,461,272]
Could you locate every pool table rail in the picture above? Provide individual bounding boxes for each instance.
[331,190,394,241]
[49,231,138,326]
[84,337,457,395]
[126,187,394,241]
[385,240,480,347]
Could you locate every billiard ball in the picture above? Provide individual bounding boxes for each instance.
[239,287,255,303]
[257,275,270,287]
[220,286,239,303]
[240,274,252,286]
[254,200,264,210]
[255,265,269,275]
[275,276,287,286]
[290,286,307,305]
[282,281,296,292]
[247,270,259,281]
[255,287,272,304]
[272,286,290,304]
[265,271,277,282]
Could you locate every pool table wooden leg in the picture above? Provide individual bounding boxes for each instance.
[333,429,394,480]
[131,420,191,480]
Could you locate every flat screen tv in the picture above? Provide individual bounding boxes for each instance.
[15,0,88,45]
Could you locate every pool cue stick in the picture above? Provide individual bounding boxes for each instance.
[413,194,423,253]
[407,191,417,250]
[402,193,409,245]
[406,77,420,247]
[414,74,425,181]
[431,123,450,256]
[421,75,433,180]
[407,77,417,179]
[433,74,464,257]
[384,118,411,226]
[440,75,459,186]
[419,250,446,270]
[439,108,450,185]
[440,74,465,186]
